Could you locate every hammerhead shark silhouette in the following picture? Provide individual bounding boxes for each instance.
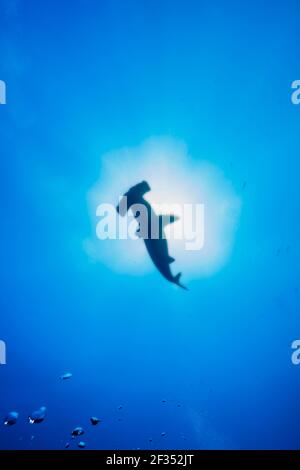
[116,181,188,290]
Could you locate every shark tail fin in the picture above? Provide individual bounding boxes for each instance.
[160,214,179,227]
[174,273,188,291]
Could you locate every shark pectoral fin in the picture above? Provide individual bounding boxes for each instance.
[159,214,180,227]
[168,256,175,264]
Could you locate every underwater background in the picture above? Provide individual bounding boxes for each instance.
[0,0,300,450]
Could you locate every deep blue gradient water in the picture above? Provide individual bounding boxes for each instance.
[0,0,300,450]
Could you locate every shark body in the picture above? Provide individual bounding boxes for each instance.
[116,181,187,290]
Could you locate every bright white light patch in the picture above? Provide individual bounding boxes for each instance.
[86,137,241,281]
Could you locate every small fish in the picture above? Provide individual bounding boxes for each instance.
[78,441,86,448]
[118,405,123,410]
[65,442,70,449]
[161,432,166,437]
[4,411,19,426]
[90,416,100,426]
[60,372,73,381]
[29,407,46,424]
[71,426,84,438]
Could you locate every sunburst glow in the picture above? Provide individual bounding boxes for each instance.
[86,137,241,282]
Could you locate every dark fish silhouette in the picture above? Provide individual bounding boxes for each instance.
[28,406,46,424]
[71,426,84,438]
[4,411,19,426]
[116,181,187,290]
[90,416,100,426]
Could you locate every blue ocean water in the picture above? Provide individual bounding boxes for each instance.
[0,0,300,450]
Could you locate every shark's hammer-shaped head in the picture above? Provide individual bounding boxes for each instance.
[116,181,151,216]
